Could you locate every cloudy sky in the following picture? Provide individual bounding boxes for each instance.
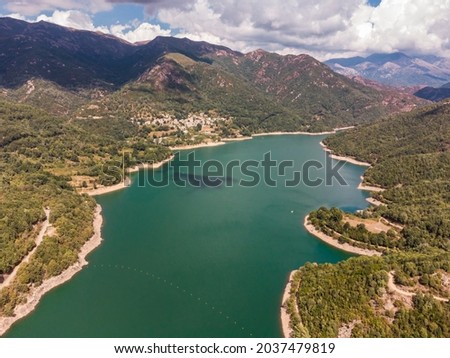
[1,0,449,59]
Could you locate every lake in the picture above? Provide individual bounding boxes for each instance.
[6,135,369,337]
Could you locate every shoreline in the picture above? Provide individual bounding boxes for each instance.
[83,155,175,197]
[0,204,103,336]
[253,131,333,137]
[128,155,175,173]
[84,128,358,197]
[358,182,385,192]
[170,142,226,151]
[303,215,382,257]
[253,126,355,137]
[319,142,386,194]
[320,141,371,167]
[281,215,382,338]
[366,197,385,206]
[357,175,385,193]
[329,154,371,167]
[280,270,296,338]
[222,137,253,142]
[85,181,128,197]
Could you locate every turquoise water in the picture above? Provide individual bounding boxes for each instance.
[6,135,369,337]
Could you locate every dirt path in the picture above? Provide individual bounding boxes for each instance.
[380,218,404,230]
[0,205,103,336]
[388,271,449,303]
[0,208,51,290]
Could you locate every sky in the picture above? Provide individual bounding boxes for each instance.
[0,0,449,60]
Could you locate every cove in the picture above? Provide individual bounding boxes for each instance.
[6,135,369,338]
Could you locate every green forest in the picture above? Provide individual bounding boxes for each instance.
[0,18,446,337]
[288,101,450,337]
[0,99,171,316]
[1,93,449,337]
[288,255,450,338]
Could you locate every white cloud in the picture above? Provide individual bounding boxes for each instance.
[111,22,171,43]
[2,12,27,20]
[154,0,450,59]
[2,0,450,59]
[354,0,450,55]
[2,0,112,16]
[36,10,105,31]
[20,9,172,44]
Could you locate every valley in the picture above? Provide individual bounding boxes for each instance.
[0,16,449,338]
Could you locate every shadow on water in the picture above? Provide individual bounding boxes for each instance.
[174,172,236,188]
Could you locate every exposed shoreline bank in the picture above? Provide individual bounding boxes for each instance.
[83,155,175,197]
[280,271,296,338]
[366,197,385,206]
[222,137,253,142]
[170,142,226,151]
[0,204,103,336]
[320,141,371,167]
[253,126,355,137]
[303,215,382,257]
[358,180,385,192]
[128,155,175,173]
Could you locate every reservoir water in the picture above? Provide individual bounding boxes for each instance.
[6,135,369,337]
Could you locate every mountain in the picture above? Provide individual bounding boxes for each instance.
[414,82,450,102]
[1,17,448,339]
[326,52,450,87]
[0,17,135,88]
[0,17,424,133]
[346,76,426,112]
[414,80,450,102]
[0,17,237,89]
[80,47,426,133]
[209,49,428,130]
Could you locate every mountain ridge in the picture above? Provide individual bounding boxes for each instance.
[0,17,425,133]
[414,82,450,102]
[326,52,450,87]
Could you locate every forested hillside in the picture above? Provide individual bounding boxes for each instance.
[0,17,443,336]
[1,17,424,133]
[0,99,171,316]
[324,102,450,163]
[287,101,450,337]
